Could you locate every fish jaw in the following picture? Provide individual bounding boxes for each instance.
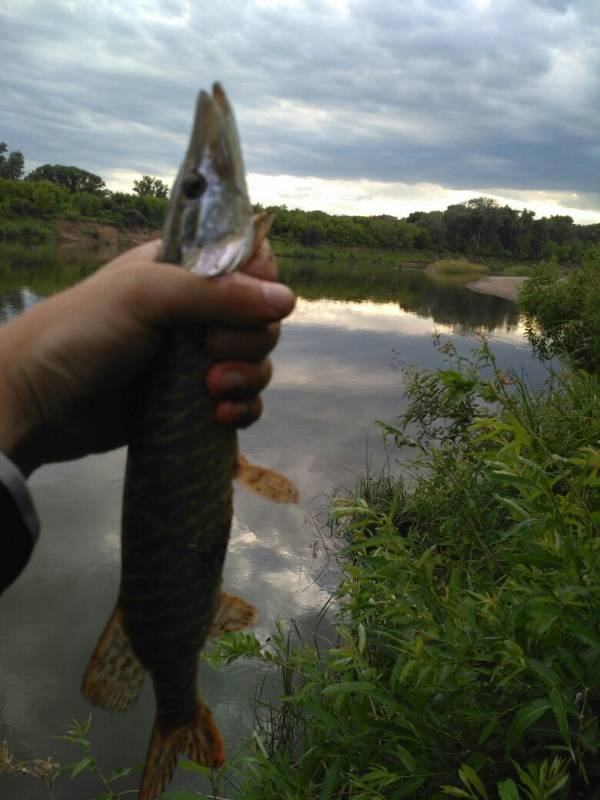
[162,83,255,276]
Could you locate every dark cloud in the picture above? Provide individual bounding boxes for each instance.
[0,0,598,202]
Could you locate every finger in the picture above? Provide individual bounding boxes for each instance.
[240,239,277,281]
[206,359,273,400]
[118,262,295,327]
[216,396,262,428]
[205,323,280,361]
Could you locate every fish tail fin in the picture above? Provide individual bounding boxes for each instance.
[81,605,145,712]
[138,700,224,800]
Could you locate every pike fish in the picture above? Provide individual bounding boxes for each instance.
[81,83,297,800]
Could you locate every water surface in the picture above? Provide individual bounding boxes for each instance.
[0,244,542,797]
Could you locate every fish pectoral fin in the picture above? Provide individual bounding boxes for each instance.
[139,700,224,800]
[81,605,145,713]
[209,592,257,638]
[251,212,273,256]
[235,456,299,503]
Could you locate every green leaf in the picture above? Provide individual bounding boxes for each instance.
[161,792,203,800]
[549,686,571,750]
[319,759,342,800]
[478,716,497,746]
[357,623,367,654]
[178,758,211,777]
[109,765,139,781]
[459,763,489,799]
[497,779,520,800]
[440,787,473,798]
[396,744,416,772]
[322,680,377,695]
[70,756,94,778]
[505,699,551,756]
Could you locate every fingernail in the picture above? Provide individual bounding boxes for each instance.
[261,282,294,314]
[220,371,245,390]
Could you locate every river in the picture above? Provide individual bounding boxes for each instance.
[0,243,543,798]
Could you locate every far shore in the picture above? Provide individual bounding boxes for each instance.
[55,219,162,247]
[467,275,527,302]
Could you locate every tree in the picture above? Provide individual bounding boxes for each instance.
[133,175,169,198]
[25,164,107,194]
[0,142,25,179]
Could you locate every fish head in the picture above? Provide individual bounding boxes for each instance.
[161,83,255,277]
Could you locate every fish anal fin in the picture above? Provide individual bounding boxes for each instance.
[209,592,257,638]
[138,700,224,800]
[235,457,299,503]
[81,605,145,713]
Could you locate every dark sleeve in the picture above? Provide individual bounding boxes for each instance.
[0,453,40,595]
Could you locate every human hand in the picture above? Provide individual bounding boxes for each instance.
[0,239,295,475]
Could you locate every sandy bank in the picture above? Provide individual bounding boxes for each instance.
[467,275,527,302]
[55,219,162,247]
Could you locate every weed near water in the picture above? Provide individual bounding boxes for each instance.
[211,342,600,799]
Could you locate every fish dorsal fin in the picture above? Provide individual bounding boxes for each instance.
[81,605,146,712]
[235,455,299,503]
[209,591,257,637]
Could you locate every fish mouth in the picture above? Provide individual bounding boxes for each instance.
[186,83,248,199]
[161,83,254,274]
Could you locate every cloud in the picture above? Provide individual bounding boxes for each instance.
[1,0,598,213]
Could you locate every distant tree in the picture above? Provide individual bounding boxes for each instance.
[0,142,25,179]
[25,164,107,195]
[133,175,169,198]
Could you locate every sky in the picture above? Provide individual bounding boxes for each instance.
[1,0,599,223]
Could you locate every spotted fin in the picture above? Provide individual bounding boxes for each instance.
[138,700,224,800]
[81,606,145,712]
[235,455,299,503]
[209,592,257,637]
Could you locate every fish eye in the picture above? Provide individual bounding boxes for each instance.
[182,171,207,199]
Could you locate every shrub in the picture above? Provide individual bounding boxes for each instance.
[207,342,600,799]
[519,252,600,373]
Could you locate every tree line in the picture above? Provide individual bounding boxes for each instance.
[262,198,600,262]
[0,142,169,233]
[2,140,599,261]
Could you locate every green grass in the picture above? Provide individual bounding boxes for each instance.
[271,238,434,264]
[426,257,489,275]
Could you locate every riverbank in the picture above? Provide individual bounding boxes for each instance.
[54,219,162,247]
[467,274,527,301]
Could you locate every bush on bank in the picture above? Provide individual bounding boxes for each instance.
[205,340,600,800]
[0,177,167,235]
[519,247,600,375]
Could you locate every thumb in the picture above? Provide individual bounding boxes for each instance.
[122,261,296,328]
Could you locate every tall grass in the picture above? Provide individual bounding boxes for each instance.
[207,341,600,799]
